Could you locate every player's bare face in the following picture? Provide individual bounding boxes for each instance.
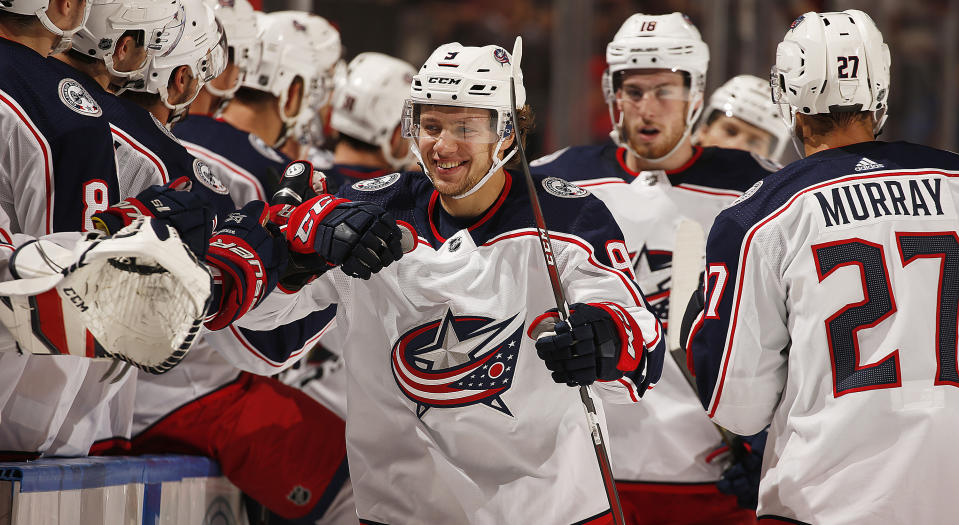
[617,70,690,159]
[698,114,774,157]
[417,106,498,197]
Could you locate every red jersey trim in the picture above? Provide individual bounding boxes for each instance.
[428,172,513,243]
[708,168,959,417]
[226,317,333,368]
[615,146,703,177]
[184,142,265,202]
[111,125,169,184]
[0,90,54,234]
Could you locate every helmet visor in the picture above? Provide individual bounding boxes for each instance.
[402,102,501,144]
[197,26,228,83]
[616,81,692,105]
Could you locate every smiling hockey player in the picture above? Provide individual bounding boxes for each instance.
[237,41,665,524]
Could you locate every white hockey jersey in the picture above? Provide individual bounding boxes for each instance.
[689,141,959,524]
[238,170,665,524]
[532,143,773,483]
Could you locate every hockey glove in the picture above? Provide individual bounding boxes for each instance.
[534,302,644,386]
[205,200,288,330]
[91,176,214,260]
[712,430,767,510]
[285,194,404,280]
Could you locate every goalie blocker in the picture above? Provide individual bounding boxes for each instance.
[0,218,212,374]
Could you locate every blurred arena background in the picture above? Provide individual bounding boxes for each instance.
[254,0,958,164]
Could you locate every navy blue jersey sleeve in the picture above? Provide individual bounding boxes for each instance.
[222,305,338,373]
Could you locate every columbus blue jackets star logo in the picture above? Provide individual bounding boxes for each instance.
[391,309,524,418]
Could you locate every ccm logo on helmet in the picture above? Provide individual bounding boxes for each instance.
[428,77,461,85]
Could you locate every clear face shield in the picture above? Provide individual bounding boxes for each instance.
[604,68,701,163]
[163,27,228,126]
[402,101,505,144]
[402,101,517,199]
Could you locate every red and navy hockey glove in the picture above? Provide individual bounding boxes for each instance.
[205,200,288,330]
[91,176,214,260]
[267,161,331,292]
[713,430,767,510]
[285,194,404,280]
[534,302,645,386]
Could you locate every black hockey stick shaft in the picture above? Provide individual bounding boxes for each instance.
[509,79,626,525]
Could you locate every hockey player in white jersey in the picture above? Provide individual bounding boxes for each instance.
[695,74,791,162]
[687,9,959,525]
[239,41,665,524]
[281,51,418,418]
[531,12,773,524]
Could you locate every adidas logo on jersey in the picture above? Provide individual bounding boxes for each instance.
[854,157,884,171]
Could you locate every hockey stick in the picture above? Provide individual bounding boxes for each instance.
[667,218,744,458]
[509,37,625,525]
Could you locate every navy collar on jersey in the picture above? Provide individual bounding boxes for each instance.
[428,171,513,243]
[615,145,704,182]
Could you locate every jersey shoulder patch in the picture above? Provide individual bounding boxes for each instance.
[530,146,570,167]
[193,158,230,194]
[541,177,590,198]
[352,172,402,191]
[727,179,763,208]
[58,78,102,117]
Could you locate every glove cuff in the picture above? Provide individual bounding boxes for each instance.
[204,236,267,330]
[590,302,645,373]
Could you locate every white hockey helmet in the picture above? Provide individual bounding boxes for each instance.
[604,12,710,162]
[702,75,791,160]
[71,0,181,90]
[330,52,416,170]
[402,40,525,199]
[771,10,890,138]
[1,0,92,54]
[126,0,227,124]
[267,11,341,147]
[241,11,321,146]
[202,0,260,99]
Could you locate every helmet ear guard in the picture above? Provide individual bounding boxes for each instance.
[771,9,891,154]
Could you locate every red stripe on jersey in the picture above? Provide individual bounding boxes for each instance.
[483,229,645,308]
[708,169,959,417]
[35,289,68,354]
[111,125,168,184]
[576,178,628,188]
[615,146,704,178]
[0,91,54,234]
[85,329,96,358]
[184,142,266,201]
[226,319,329,368]
[427,172,513,243]
[675,184,742,198]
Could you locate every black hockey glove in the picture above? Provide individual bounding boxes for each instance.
[205,200,288,330]
[92,176,214,260]
[534,302,644,386]
[285,194,404,280]
[713,430,767,510]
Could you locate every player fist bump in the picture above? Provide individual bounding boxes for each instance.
[285,194,404,280]
[535,302,645,386]
[91,176,214,260]
[205,201,288,330]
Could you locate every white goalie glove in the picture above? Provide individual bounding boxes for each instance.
[0,218,212,374]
